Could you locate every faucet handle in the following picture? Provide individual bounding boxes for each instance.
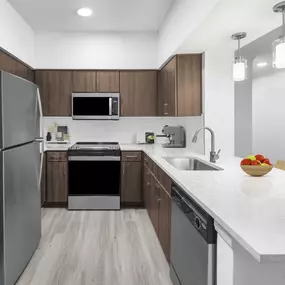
[215,149,221,160]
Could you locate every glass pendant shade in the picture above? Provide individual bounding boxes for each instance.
[233,57,247,81]
[273,36,285,68]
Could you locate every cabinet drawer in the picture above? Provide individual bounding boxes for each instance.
[47,152,67,162]
[122,152,142,162]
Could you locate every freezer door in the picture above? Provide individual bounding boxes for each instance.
[0,142,41,285]
[0,71,38,149]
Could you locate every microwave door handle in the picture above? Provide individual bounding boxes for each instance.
[109,98,112,116]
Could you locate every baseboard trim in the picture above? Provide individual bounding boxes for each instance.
[43,202,67,208]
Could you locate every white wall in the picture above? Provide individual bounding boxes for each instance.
[0,0,35,66]
[176,0,284,158]
[157,0,219,66]
[234,58,254,158]
[35,32,157,69]
[43,116,205,153]
[203,47,235,157]
[252,71,285,164]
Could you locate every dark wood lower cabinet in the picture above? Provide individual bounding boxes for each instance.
[45,151,68,206]
[143,164,151,214]
[158,187,171,262]
[121,151,143,206]
[46,161,68,203]
[143,154,172,262]
[150,177,160,236]
[121,161,142,204]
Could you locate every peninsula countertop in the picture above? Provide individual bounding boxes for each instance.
[121,144,285,263]
[45,142,285,263]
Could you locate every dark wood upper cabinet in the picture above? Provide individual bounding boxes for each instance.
[158,54,202,116]
[120,71,157,116]
[97,71,119,92]
[177,54,202,116]
[72,71,97,92]
[0,50,34,82]
[35,70,72,116]
[72,71,119,93]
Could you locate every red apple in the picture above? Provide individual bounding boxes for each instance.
[240,158,251,166]
[251,160,261,166]
[255,154,265,162]
[263,158,271,165]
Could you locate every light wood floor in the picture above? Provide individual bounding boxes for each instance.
[17,209,173,285]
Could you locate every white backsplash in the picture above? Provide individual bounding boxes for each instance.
[43,116,205,153]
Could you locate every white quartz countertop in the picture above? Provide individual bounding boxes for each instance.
[45,143,285,262]
[44,143,72,151]
[121,144,285,263]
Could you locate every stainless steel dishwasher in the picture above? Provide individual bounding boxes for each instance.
[170,183,217,285]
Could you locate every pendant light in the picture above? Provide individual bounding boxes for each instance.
[273,2,285,69]
[232,32,247,81]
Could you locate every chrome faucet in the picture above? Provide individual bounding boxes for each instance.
[192,126,221,163]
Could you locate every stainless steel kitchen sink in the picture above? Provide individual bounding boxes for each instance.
[163,156,223,171]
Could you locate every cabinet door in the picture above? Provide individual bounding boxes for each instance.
[120,71,157,116]
[150,178,160,236]
[164,57,177,116]
[121,161,142,203]
[46,161,68,203]
[177,54,202,116]
[158,187,171,262]
[158,69,166,116]
[143,165,151,214]
[35,71,72,116]
[72,71,97,92]
[96,71,119,92]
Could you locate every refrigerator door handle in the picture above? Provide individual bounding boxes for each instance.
[37,88,44,190]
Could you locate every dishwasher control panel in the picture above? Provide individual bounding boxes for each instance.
[172,183,216,244]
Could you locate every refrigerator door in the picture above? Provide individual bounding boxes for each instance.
[0,142,41,285]
[0,71,38,149]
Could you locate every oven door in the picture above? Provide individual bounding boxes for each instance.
[68,156,121,210]
[72,93,119,120]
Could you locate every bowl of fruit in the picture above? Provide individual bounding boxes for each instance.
[240,154,273,177]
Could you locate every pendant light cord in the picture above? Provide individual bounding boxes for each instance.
[238,38,241,59]
[283,11,285,36]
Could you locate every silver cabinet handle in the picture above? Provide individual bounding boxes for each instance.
[126,155,138,158]
[164,103,168,116]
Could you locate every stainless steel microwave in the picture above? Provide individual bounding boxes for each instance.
[72,93,120,120]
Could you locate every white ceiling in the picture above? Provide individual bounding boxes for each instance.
[8,0,174,32]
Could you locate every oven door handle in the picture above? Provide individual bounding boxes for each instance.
[69,156,121,161]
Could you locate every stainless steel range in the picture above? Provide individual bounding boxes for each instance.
[68,142,121,210]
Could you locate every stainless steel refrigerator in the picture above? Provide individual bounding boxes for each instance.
[0,71,44,285]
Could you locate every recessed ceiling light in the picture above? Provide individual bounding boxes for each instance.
[77,7,93,17]
[257,62,268,67]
